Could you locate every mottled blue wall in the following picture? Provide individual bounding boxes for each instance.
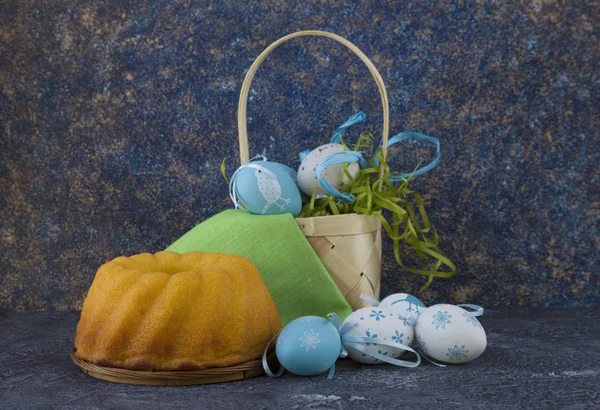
[1,0,598,310]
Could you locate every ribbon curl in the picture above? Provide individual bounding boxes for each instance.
[316,151,363,204]
[457,304,484,317]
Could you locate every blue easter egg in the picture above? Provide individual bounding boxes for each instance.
[271,162,298,183]
[276,316,342,376]
[235,161,302,216]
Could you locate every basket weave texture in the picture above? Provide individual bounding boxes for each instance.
[296,214,382,309]
[71,348,275,386]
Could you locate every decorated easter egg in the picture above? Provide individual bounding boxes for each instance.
[276,316,342,376]
[378,293,427,326]
[415,304,487,364]
[297,144,360,196]
[234,161,302,216]
[342,307,415,365]
[272,162,299,183]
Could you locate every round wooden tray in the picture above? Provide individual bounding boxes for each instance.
[71,348,276,386]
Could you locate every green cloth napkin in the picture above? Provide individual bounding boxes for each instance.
[167,209,352,325]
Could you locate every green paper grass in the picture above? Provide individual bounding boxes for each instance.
[298,132,455,292]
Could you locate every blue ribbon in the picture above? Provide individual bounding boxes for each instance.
[329,111,367,144]
[298,149,310,162]
[316,151,363,204]
[341,336,421,368]
[333,314,421,370]
[359,293,381,307]
[262,334,285,378]
[228,155,269,211]
[327,112,442,182]
[377,132,441,182]
[298,112,366,163]
[456,304,484,317]
[327,312,351,360]
[416,347,447,368]
[306,113,442,200]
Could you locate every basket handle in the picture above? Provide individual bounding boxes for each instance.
[237,30,390,185]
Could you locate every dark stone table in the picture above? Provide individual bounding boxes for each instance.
[1,308,598,409]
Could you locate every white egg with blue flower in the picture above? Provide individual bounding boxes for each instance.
[415,304,487,364]
[276,316,342,376]
[342,307,415,365]
[233,161,302,216]
[378,293,427,326]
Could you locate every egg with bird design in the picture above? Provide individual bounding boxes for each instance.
[232,161,302,216]
[378,293,427,326]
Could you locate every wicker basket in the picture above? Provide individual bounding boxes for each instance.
[237,30,390,309]
[296,214,382,309]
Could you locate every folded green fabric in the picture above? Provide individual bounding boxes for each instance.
[167,209,352,325]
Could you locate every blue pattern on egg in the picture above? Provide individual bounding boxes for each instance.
[276,316,342,376]
[234,161,302,216]
[415,304,487,364]
[378,293,427,326]
[342,307,414,365]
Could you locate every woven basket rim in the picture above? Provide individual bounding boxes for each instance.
[295,212,379,220]
[71,347,274,385]
[296,213,382,237]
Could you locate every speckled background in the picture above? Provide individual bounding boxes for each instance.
[1,0,598,311]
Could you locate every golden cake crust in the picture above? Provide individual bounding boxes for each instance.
[74,251,281,371]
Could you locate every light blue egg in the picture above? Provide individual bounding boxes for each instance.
[234,161,302,216]
[270,162,298,184]
[276,316,342,376]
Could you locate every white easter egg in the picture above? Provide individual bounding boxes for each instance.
[297,144,360,196]
[342,307,414,365]
[415,304,487,364]
[378,293,427,326]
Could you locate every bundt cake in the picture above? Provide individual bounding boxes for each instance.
[74,251,281,371]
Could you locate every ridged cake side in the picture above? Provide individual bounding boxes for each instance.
[74,251,281,371]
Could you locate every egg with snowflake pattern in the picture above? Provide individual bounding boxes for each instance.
[342,307,414,365]
[377,293,427,326]
[415,304,487,364]
[276,316,342,376]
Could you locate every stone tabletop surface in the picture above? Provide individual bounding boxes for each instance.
[1,308,598,409]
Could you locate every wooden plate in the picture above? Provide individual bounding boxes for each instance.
[71,348,276,386]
